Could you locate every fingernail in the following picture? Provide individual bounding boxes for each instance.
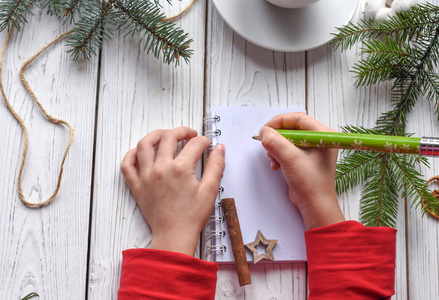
[216,143,225,154]
[270,158,275,169]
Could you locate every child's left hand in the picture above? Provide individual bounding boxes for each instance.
[121,127,225,256]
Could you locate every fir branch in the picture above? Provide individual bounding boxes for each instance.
[360,154,399,227]
[353,38,415,86]
[59,0,84,21]
[40,0,62,15]
[66,1,115,60]
[340,125,386,135]
[332,3,439,50]
[423,72,439,115]
[111,0,193,64]
[336,151,380,195]
[336,126,387,195]
[0,0,194,64]
[376,76,422,135]
[374,26,439,135]
[0,0,36,31]
[391,154,438,215]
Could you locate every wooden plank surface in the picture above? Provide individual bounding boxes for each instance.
[0,11,99,300]
[86,0,207,298]
[205,3,307,299]
[406,97,439,300]
[404,3,439,299]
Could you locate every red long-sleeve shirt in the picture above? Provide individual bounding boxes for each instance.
[118,221,397,299]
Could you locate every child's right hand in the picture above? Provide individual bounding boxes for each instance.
[259,112,345,230]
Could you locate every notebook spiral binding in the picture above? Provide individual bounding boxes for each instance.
[203,114,227,259]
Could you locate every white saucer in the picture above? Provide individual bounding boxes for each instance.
[212,0,360,52]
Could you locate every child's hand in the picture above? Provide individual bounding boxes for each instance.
[121,127,225,256]
[259,113,345,230]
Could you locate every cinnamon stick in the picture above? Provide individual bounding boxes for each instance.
[221,198,251,286]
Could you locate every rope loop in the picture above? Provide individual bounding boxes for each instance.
[0,27,74,207]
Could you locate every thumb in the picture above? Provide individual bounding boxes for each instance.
[200,144,226,197]
[259,126,299,166]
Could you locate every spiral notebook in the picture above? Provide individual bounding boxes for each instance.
[203,106,307,263]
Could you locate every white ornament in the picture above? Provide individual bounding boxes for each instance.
[375,7,397,20]
[391,0,421,12]
[365,0,387,19]
[365,0,420,20]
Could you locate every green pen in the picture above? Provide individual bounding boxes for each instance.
[252,130,439,156]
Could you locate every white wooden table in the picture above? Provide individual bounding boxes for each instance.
[1,0,438,299]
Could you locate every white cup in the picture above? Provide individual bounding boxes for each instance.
[266,0,321,9]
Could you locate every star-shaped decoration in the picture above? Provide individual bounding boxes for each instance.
[245,230,278,264]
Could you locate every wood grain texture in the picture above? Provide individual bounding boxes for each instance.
[86,0,207,298]
[403,3,439,299]
[0,11,98,300]
[205,3,307,299]
[405,85,439,299]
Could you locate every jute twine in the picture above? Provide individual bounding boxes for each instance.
[0,27,74,208]
[162,0,196,22]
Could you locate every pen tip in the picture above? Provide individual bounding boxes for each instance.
[252,135,261,141]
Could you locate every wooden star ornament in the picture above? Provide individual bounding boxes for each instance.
[245,230,278,264]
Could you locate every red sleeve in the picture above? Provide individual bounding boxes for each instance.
[305,220,397,300]
[118,248,218,299]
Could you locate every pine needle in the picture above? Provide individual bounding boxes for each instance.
[0,0,37,31]
[21,293,39,300]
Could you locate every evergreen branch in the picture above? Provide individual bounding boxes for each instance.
[336,151,380,195]
[59,0,84,21]
[363,39,410,58]
[111,0,193,64]
[340,125,386,135]
[375,76,421,135]
[40,0,63,15]
[353,59,400,87]
[66,1,115,60]
[360,154,399,227]
[423,71,439,116]
[0,0,36,31]
[332,3,439,50]
[391,154,436,215]
[375,26,439,135]
[353,37,419,86]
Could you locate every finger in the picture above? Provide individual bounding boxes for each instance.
[267,152,280,170]
[156,127,198,162]
[265,112,335,132]
[136,129,165,168]
[259,126,300,167]
[177,136,211,165]
[200,144,225,197]
[121,148,140,190]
